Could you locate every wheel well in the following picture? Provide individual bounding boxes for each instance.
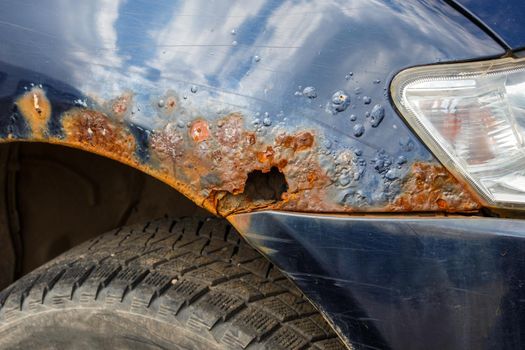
[0,142,208,289]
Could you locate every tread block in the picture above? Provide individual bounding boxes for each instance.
[78,263,121,303]
[171,217,200,237]
[127,248,164,266]
[309,314,337,338]
[122,230,156,248]
[26,268,67,310]
[187,290,244,330]
[205,243,236,261]
[233,241,261,263]
[174,236,208,253]
[230,307,278,344]
[236,274,285,298]
[254,296,298,322]
[287,317,327,341]
[159,278,208,317]
[103,267,148,304]
[142,271,173,289]
[203,239,230,254]
[265,326,309,350]
[43,265,91,308]
[207,261,248,280]
[241,258,272,278]
[128,272,173,311]
[214,279,263,302]
[199,218,229,240]
[184,266,227,286]
[156,252,214,275]
[268,266,287,282]
[311,338,348,350]
[278,293,317,317]
[149,232,182,250]
[277,278,304,297]
[153,218,175,233]
[258,281,287,297]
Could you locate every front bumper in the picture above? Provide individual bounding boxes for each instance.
[230,211,525,349]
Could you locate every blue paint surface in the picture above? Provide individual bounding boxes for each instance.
[453,0,525,49]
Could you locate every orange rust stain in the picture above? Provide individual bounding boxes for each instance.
[389,162,480,212]
[307,171,319,184]
[61,109,136,161]
[256,146,275,165]
[276,131,314,151]
[15,87,51,138]
[166,96,177,110]
[189,120,210,143]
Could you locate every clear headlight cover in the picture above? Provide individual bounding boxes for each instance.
[392,57,525,207]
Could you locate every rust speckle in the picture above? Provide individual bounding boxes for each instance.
[189,120,210,143]
[150,122,184,162]
[390,162,480,212]
[245,132,256,146]
[307,171,318,184]
[216,113,243,146]
[15,87,51,137]
[111,93,133,119]
[166,96,177,109]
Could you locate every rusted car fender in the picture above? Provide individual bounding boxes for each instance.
[0,0,505,216]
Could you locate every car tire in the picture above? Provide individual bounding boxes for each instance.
[0,217,346,349]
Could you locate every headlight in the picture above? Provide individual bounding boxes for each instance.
[392,57,525,208]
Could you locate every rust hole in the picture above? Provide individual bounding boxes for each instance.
[243,167,288,202]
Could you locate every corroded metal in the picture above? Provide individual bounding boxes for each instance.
[1,86,480,216]
[0,0,503,216]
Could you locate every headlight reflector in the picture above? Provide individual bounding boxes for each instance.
[392,58,525,207]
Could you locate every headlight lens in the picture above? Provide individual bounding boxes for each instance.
[392,57,525,207]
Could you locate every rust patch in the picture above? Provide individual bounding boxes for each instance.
[166,96,177,110]
[61,109,136,161]
[210,125,328,215]
[6,85,484,217]
[150,122,184,163]
[276,131,314,152]
[389,162,480,212]
[110,93,133,119]
[15,87,51,138]
[189,120,210,143]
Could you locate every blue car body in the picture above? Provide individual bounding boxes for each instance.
[1,1,524,348]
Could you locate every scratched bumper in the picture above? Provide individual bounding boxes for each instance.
[229,211,525,350]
